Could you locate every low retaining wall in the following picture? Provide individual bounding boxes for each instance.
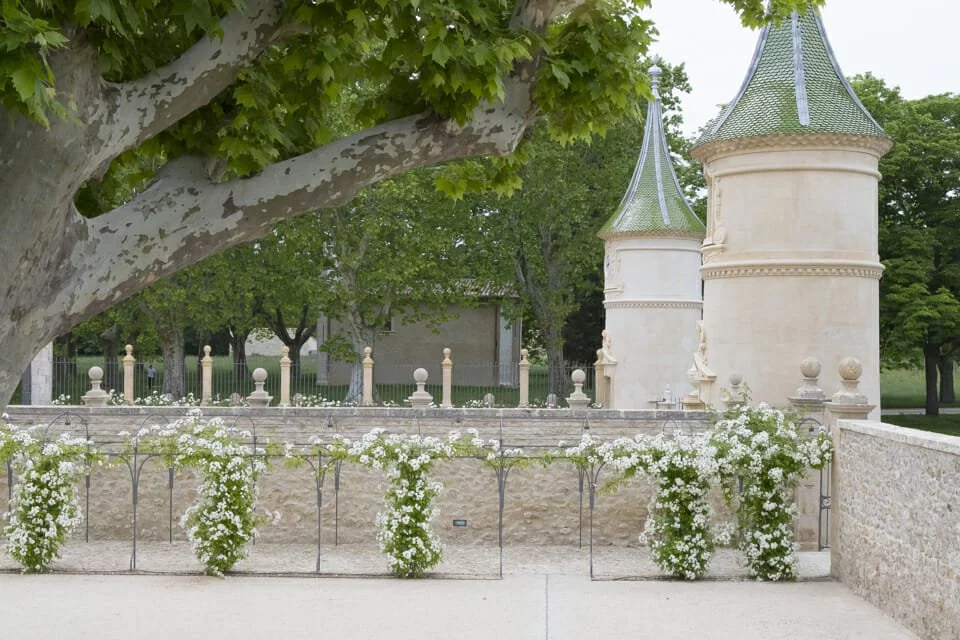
[1,406,717,547]
[833,421,960,640]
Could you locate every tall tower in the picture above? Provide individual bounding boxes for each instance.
[690,10,892,414]
[598,62,706,410]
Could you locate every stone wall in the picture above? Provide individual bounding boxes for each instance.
[1,406,720,547]
[833,420,960,640]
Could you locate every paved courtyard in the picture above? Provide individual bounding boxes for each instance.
[0,544,915,639]
[0,572,915,640]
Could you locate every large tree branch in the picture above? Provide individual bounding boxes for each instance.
[94,0,284,157]
[67,73,537,324]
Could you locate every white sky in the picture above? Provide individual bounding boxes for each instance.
[646,0,960,136]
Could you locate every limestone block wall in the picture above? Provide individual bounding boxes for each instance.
[1,407,722,547]
[833,421,960,640]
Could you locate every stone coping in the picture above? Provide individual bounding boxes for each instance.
[5,406,709,422]
[840,419,960,456]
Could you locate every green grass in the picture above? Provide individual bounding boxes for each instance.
[881,414,960,437]
[880,368,958,409]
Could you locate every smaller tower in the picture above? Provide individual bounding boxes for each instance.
[598,61,706,410]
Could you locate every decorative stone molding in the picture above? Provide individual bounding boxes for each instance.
[701,260,884,281]
[597,229,705,241]
[604,300,703,310]
[691,132,894,163]
[708,162,882,180]
[700,242,726,264]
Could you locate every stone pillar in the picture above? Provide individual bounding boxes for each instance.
[247,368,272,407]
[518,349,530,408]
[566,369,590,409]
[825,357,874,579]
[408,368,433,408]
[788,357,827,551]
[279,346,291,407]
[201,345,213,406]
[362,347,374,406]
[441,348,453,409]
[27,342,54,405]
[122,344,136,405]
[82,366,109,407]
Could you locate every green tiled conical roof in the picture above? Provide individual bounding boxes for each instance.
[600,63,705,239]
[693,9,889,150]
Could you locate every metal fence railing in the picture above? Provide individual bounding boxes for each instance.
[27,357,596,408]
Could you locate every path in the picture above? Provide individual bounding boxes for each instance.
[0,573,915,639]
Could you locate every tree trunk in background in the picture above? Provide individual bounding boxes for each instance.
[344,323,377,404]
[940,356,956,404]
[229,328,249,378]
[99,324,122,394]
[159,327,186,400]
[923,342,940,416]
[543,324,568,400]
[56,333,78,379]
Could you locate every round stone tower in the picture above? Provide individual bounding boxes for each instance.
[690,9,892,415]
[598,62,706,410]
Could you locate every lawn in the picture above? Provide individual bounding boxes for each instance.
[880,368,958,409]
[881,414,960,437]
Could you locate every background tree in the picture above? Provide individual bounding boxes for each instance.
[466,63,694,395]
[852,74,960,415]
[0,0,823,408]
[309,168,486,401]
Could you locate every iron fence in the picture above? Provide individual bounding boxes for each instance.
[37,357,596,408]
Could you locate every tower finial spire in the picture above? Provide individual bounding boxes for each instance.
[649,56,662,99]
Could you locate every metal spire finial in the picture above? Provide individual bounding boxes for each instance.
[649,56,662,98]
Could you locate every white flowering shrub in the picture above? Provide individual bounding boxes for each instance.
[0,422,102,573]
[350,429,468,578]
[134,412,268,576]
[292,394,355,408]
[560,433,635,471]
[623,434,724,580]
[710,404,833,581]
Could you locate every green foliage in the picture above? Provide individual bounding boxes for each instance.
[851,75,960,382]
[534,0,653,142]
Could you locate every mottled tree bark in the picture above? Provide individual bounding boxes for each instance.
[158,326,186,400]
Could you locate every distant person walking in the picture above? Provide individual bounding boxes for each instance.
[147,364,156,390]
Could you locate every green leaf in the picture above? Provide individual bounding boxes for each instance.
[10,68,36,100]
[431,41,452,67]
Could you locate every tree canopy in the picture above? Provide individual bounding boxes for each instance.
[852,74,960,414]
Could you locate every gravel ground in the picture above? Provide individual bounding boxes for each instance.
[0,540,831,580]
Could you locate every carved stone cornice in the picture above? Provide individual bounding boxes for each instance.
[604,300,703,310]
[701,260,884,281]
[691,132,893,164]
